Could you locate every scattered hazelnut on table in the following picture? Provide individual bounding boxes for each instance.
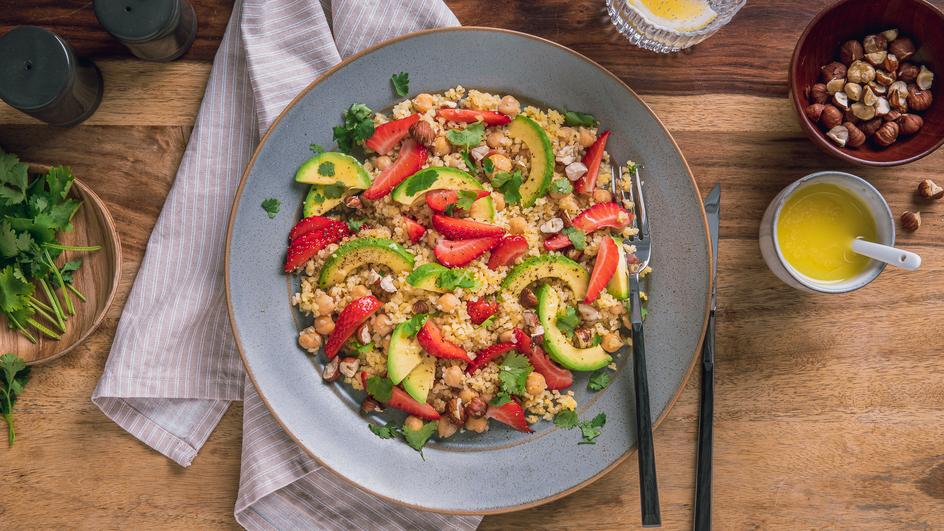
[898,114,923,135]
[917,179,944,200]
[874,121,899,146]
[900,211,921,232]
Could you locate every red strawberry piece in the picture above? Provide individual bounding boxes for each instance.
[432,214,504,240]
[402,216,426,243]
[360,372,440,420]
[526,346,574,390]
[416,320,472,362]
[542,202,633,252]
[363,139,428,200]
[425,189,490,213]
[434,236,501,267]
[364,114,420,155]
[284,221,350,272]
[288,215,334,242]
[466,296,498,325]
[575,130,611,194]
[486,399,533,433]
[585,236,619,303]
[465,342,516,374]
[512,327,532,355]
[487,235,528,269]
[435,108,511,126]
[324,296,382,359]
[542,233,571,252]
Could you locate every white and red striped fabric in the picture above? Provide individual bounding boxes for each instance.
[92,1,480,528]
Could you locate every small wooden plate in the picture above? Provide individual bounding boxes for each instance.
[0,164,122,365]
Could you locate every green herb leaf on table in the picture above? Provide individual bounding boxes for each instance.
[561,226,587,251]
[402,421,437,453]
[366,376,393,403]
[403,169,438,196]
[261,198,281,219]
[588,369,610,392]
[0,353,30,446]
[562,110,598,127]
[318,161,335,177]
[551,178,573,195]
[333,103,375,154]
[490,170,522,205]
[368,423,399,439]
[401,313,429,338]
[436,268,476,291]
[554,409,579,429]
[309,143,325,154]
[323,182,346,199]
[555,305,580,338]
[446,122,485,148]
[390,72,410,97]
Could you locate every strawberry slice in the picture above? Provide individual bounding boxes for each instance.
[425,189,490,213]
[466,342,516,374]
[288,215,334,242]
[363,139,428,200]
[360,372,440,420]
[324,296,382,359]
[487,235,528,269]
[513,328,573,390]
[542,233,572,252]
[436,108,511,126]
[402,216,426,243]
[486,399,533,433]
[416,320,472,362]
[585,236,619,303]
[542,202,633,252]
[364,114,420,155]
[466,296,498,325]
[513,328,532,355]
[575,130,611,194]
[284,221,350,272]
[432,214,504,240]
[434,236,501,267]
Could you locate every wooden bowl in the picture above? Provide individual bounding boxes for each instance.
[790,0,944,166]
[0,164,121,365]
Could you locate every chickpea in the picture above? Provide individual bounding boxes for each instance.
[351,285,371,298]
[298,327,322,351]
[498,329,516,343]
[459,387,477,403]
[592,188,613,204]
[433,136,451,156]
[404,415,425,432]
[498,95,521,117]
[508,216,528,235]
[486,131,506,148]
[557,126,575,139]
[491,191,506,212]
[373,155,392,171]
[602,332,623,353]
[413,93,434,113]
[438,417,458,438]
[559,194,580,213]
[372,313,393,337]
[578,127,596,147]
[465,415,489,433]
[485,153,512,177]
[314,315,335,336]
[443,365,464,388]
[437,293,460,313]
[525,371,547,396]
[314,292,335,316]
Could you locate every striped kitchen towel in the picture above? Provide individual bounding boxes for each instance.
[92,1,480,529]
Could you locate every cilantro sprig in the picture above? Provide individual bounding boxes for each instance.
[554,410,607,445]
[555,305,580,338]
[490,169,523,205]
[333,103,375,154]
[367,419,438,458]
[390,72,410,97]
[446,122,485,148]
[261,198,280,218]
[491,351,533,406]
[562,110,598,127]
[0,353,29,446]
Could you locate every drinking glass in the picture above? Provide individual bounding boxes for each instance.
[606,0,746,53]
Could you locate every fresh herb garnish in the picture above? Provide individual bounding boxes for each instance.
[588,369,610,392]
[641,306,648,320]
[347,219,365,232]
[459,151,476,173]
[482,157,495,175]
[261,198,281,219]
[626,160,639,174]
[554,410,607,445]
[401,313,429,337]
[309,143,325,154]
[0,353,29,446]
[553,409,579,429]
[562,110,598,127]
[318,161,335,177]
[491,352,533,406]
[333,103,375,154]
[352,342,374,354]
[368,423,399,439]
[365,375,393,403]
[551,178,573,195]
[446,122,485,148]
[323,182,346,199]
[455,190,478,212]
[390,72,410,97]
[555,305,580,338]
[402,421,437,454]
[436,268,476,291]
[561,226,587,250]
[403,169,438,196]
[479,315,496,328]
[490,169,522,205]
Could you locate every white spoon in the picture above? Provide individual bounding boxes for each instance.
[851,238,921,271]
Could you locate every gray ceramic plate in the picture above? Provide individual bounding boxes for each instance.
[226,27,710,514]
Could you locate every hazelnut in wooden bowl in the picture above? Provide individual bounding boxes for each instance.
[790,0,944,166]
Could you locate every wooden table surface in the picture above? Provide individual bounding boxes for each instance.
[2,1,943,529]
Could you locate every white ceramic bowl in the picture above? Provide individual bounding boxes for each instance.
[759,171,894,293]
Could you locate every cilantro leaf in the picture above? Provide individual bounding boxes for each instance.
[482,157,495,175]
[0,151,29,207]
[0,353,30,446]
[561,226,586,251]
[459,151,476,174]
[555,305,580,338]
[366,376,393,403]
[403,169,438,196]
[446,122,485,148]
[478,315,496,328]
[588,370,610,392]
[323,181,346,199]
[261,198,280,219]
[551,178,573,195]
[333,103,375,154]
[562,110,598,127]
[318,161,335,177]
[59,259,82,285]
[641,306,648,320]
[436,268,476,291]
[352,342,374,355]
[0,265,34,316]
[368,423,400,439]
[347,219,365,232]
[402,421,437,453]
[455,190,478,212]
[490,170,522,205]
[578,412,606,444]
[390,72,410,97]
[309,143,325,154]
[626,160,639,174]
[496,352,532,398]
[490,393,511,407]
[401,313,429,338]
[554,409,579,429]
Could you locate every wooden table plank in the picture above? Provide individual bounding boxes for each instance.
[1,0,944,529]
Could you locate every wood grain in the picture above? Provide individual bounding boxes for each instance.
[2,0,944,529]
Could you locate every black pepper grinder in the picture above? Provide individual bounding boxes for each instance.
[94,0,197,62]
[0,26,104,127]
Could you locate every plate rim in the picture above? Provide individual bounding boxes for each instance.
[224,26,712,515]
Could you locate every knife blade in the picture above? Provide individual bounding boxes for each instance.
[694,183,720,531]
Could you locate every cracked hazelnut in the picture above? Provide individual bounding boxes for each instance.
[840,40,865,64]
[898,63,919,83]
[865,51,887,66]
[860,118,882,137]
[863,86,879,106]
[833,91,850,110]
[447,397,467,425]
[843,107,858,124]
[465,396,487,418]
[805,103,825,122]
[873,121,899,147]
[826,125,849,147]
[898,113,923,135]
[917,65,934,90]
[409,120,435,146]
[917,179,944,200]
[820,104,843,129]
[900,211,921,232]
[882,53,899,73]
[844,82,863,102]
[322,357,340,382]
[519,288,537,308]
[889,37,915,60]
[863,34,887,53]
[811,83,829,103]
[889,89,908,113]
[851,102,876,121]
[884,109,902,123]
[361,397,384,414]
[881,28,899,42]
[843,122,866,148]
[907,86,933,112]
[821,62,847,83]
[874,97,891,116]
[847,61,875,84]
[826,78,846,94]
[869,81,887,95]
[875,69,896,86]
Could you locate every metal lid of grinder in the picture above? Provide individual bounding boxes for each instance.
[0,26,75,111]
[94,0,180,43]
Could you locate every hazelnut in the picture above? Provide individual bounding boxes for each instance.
[844,82,863,102]
[884,109,902,123]
[843,122,866,147]
[847,61,876,84]
[917,65,934,90]
[826,78,846,94]
[465,396,488,418]
[811,83,830,103]
[874,97,891,116]
[906,86,933,112]
[447,397,467,425]
[889,37,915,61]
[361,397,384,414]
[826,125,849,147]
[898,63,919,83]
[898,113,923,135]
[820,104,843,128]
[863,34,887,54]
[875,69,896,86]
[412,300,430,315]
[842,107,859,124]
[344,195,362,209]
[917,179,944,200]
[881,28,899,42]
[409,120,435,146]
[519,288,538,308]
[900,211,921,232]
[863,86,879,106]
[882,53,899,73]
[865,51,887,66]
[840,40,865,64]
[889,88,909,113]
[821,61,847,83]
[851,102,876,121]
[832,91,850,110]
[868,81,887,95]
[860,118,882,137]
[874,121,899,147]
[321,357,340,382]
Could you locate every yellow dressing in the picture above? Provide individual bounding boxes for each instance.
[629,0,718,32]
[776,183,877,283]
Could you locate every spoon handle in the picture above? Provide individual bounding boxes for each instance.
[852,239,921,271]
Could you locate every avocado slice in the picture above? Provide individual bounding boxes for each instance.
[318,238,415,289]
[507,115,554,207]
[501,254,589,301]
[406,263,481,293]
[606,237,630,300]
[536,284,612,371]
[302,185,349,217]
[387,321,425,384]
[295,151,371,188]
[390,166,495,221]
[401,355,435,403]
